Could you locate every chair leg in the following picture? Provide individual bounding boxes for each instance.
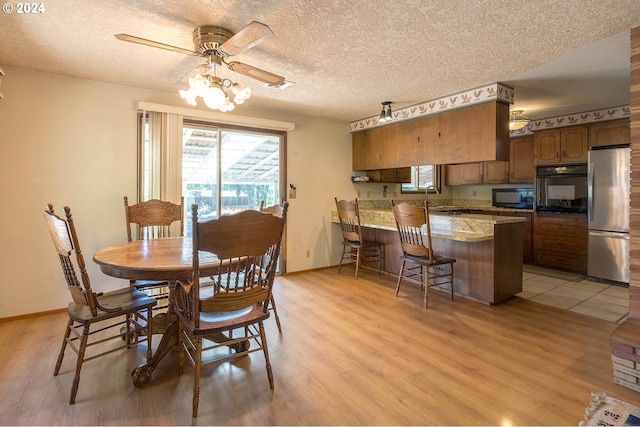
[259,321,275,389]
[338,244,347,274]
[450,263,455,301]
[69,324,90,404]
[395,261,406,296]
[177,324,184,377]
[124,313,132,347]
[146,307,153,360]
[424,266,430,308]
[354,247,361,280]
[192,336,202,418]
[269,295,282,333]
[54,318,73,376]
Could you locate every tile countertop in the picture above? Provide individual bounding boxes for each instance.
[331,207,526,243]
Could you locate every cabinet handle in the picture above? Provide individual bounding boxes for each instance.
[556,151,559,159]
[417,136,421,143]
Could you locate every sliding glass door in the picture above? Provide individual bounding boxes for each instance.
[139,113,287,271]
[181,121,284,235]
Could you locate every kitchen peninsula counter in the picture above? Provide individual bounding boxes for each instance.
[331,206,525,304]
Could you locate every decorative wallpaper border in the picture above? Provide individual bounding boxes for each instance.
[349,82,514,132]
[349,81,630,134]
[509,105,630,136]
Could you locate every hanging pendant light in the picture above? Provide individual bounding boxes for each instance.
[509,110,530,130]
[378,101,392,123]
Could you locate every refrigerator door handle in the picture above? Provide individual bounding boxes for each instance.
[589,230,629,240]
[588,160,594,222]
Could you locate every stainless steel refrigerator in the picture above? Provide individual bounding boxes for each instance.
[587,146,630,285]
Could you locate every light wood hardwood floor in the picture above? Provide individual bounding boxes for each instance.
[1,267,639,425]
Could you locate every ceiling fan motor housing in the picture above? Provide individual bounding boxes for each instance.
[193,26,233,55]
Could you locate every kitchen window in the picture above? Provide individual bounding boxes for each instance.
[401,165,440,193]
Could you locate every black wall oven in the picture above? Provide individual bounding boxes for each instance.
[536,164,588,214]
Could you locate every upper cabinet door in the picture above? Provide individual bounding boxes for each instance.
[395,116,435,167]
[482,161,509,184]
[589,119,630,148]
[534,130,561,165]
[534,125,588,165]
[445,163,482,185]
[561,126,588,163]
[352,124,398,170]
[444,161,508,185]
[509,135,535,183]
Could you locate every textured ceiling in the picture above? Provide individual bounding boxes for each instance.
[1,0,640,122]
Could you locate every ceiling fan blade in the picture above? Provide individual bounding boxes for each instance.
[219,21,273,56]
[115,34,198,56]
[175,63,210,86]
[226,61,285,85]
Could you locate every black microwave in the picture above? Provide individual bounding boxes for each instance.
[492,188,534,209]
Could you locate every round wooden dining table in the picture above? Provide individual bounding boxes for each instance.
[93,236,220,387]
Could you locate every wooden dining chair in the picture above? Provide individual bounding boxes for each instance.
[335,197,384,279]
[43,204,156,404]
[123,196,184,312]
[258,200,288,333]
[175,204,287,418]
[391,200,456,308]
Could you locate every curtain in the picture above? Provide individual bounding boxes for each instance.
[143,110,184,236]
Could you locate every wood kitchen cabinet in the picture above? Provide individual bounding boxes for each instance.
[366,167,411,183]
[533,212,587,274]
[352,124,398,170]
[352,101,510,170]
[499,211,532,263]
[444,161,509,185]
[459,209,532,263]
[431,102,510,165]
[589,119,630,148]
[534,125,589,165]
[509,135,535,183]
[446,135,534,185]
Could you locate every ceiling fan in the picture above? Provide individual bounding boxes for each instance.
[115,21,286,87]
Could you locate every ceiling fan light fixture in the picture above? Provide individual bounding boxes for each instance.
[509,110,530,131]
[179,88,198,106]
[231,83,251,104]
[202,85,226,110]
[220,96,236,112]
[179,71,251,112]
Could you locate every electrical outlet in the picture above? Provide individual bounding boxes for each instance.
[289,188,297,199]
[472,190,477,197]
[305,250,310,258]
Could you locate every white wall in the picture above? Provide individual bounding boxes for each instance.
[0,67,353,318]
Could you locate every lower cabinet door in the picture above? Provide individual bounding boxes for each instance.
[534,249,587,273]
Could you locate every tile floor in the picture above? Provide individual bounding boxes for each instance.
[517,264,630,323]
